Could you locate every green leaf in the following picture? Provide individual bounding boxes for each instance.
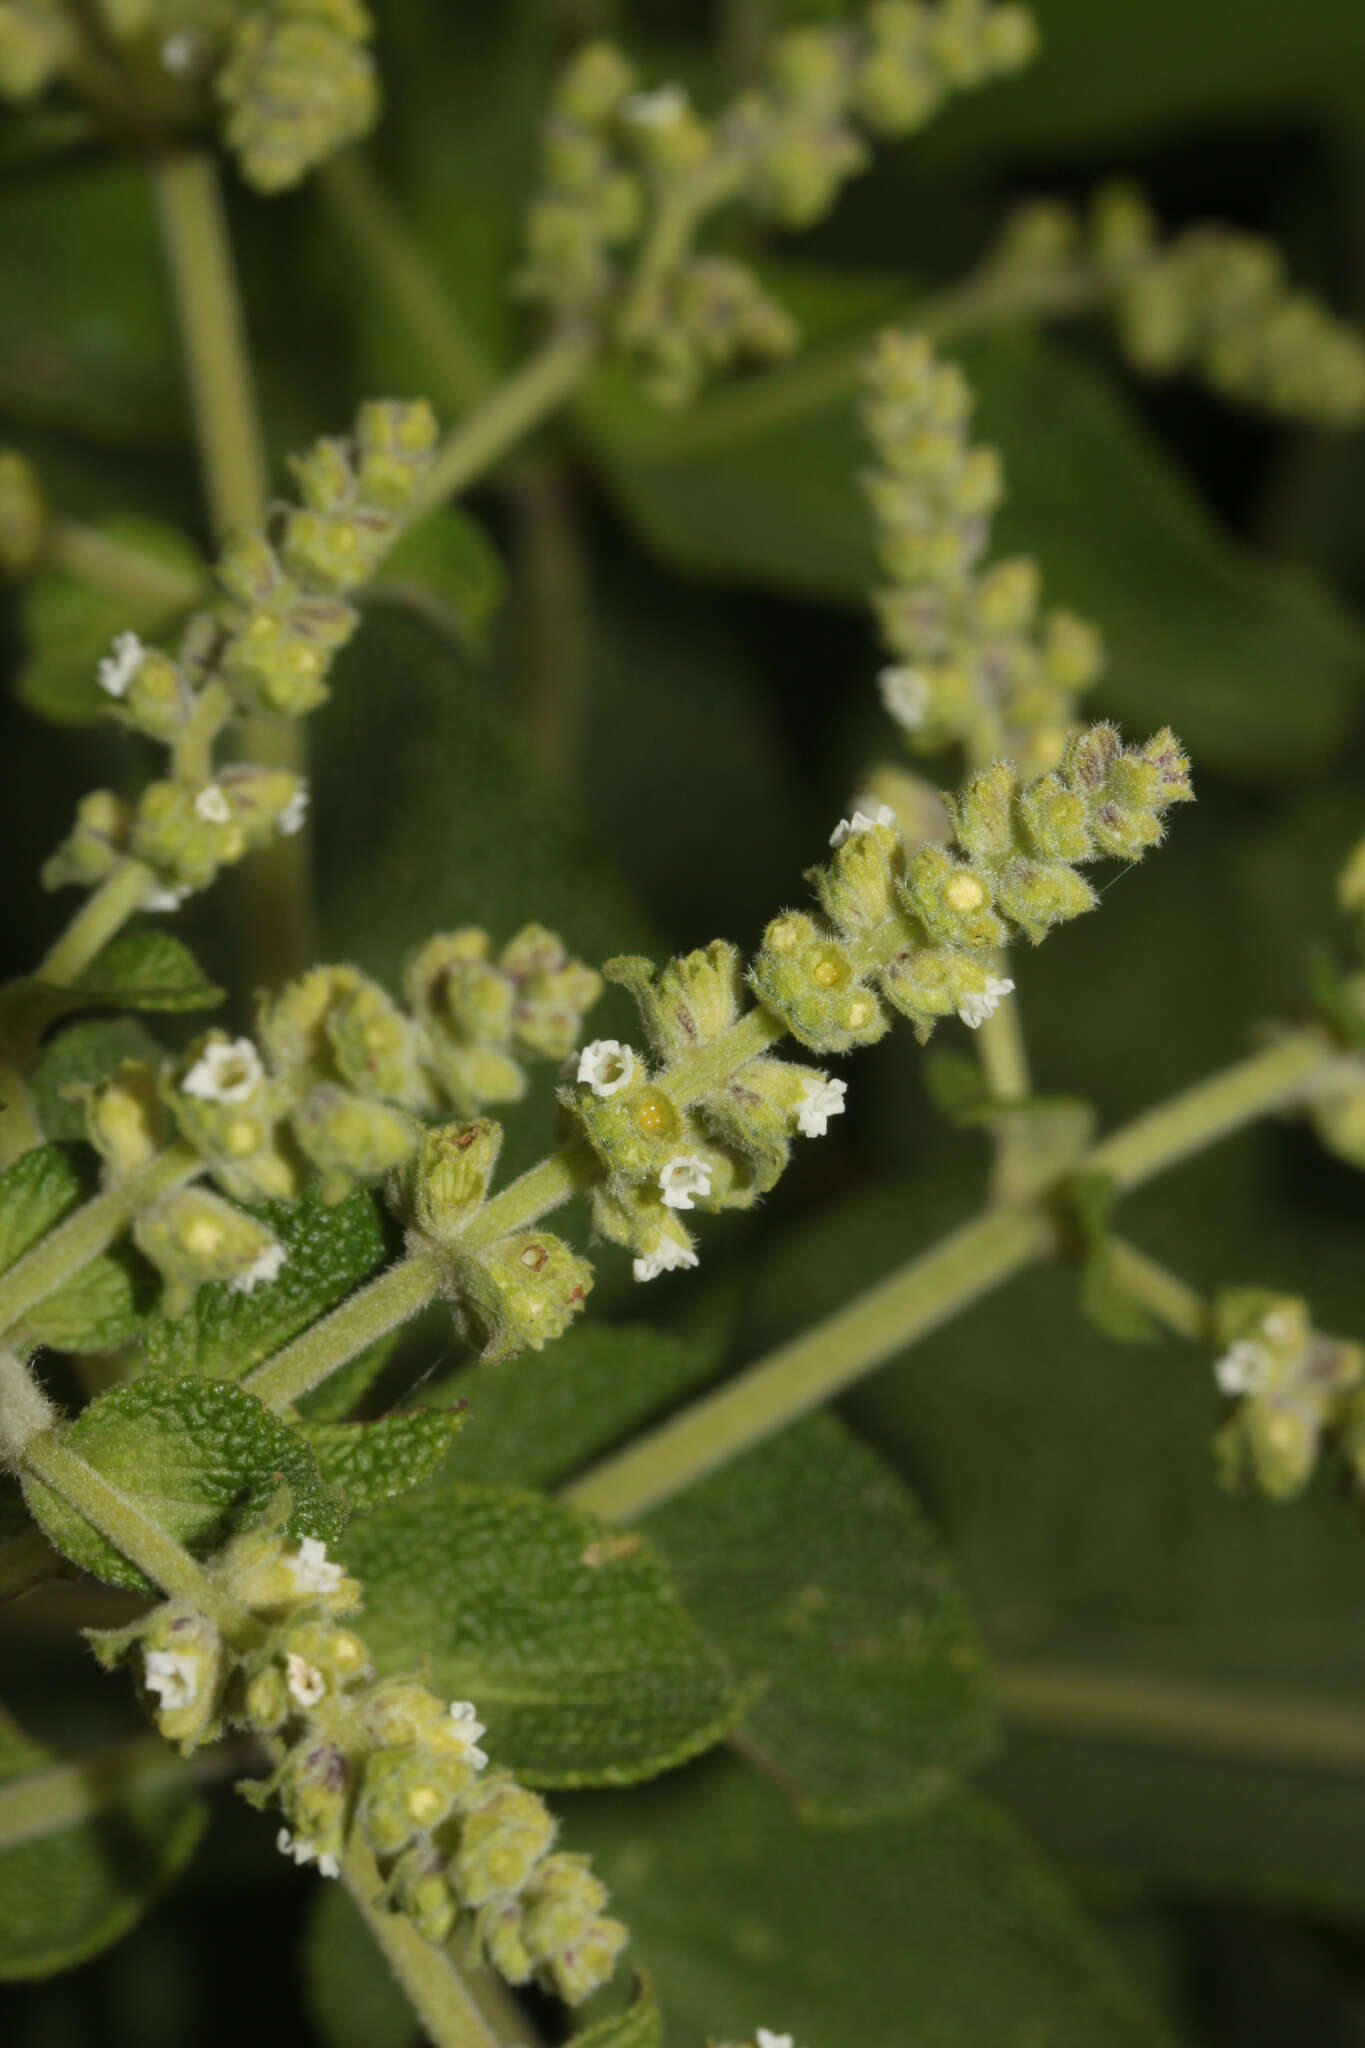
[300,1409,467,1512]
[572,1977,663,2048]
[0,1709,207,1982]
[26,1018,166,1144]
[139,1186,390,1383]
[581,325,1365,782]
[566,1759,1174,2048]
[22,1376,345,1594]
[20,1242,154,1356]
[0,1142,90,1270]
[302,1883,418,2048]
[367,507,507,656]
[342,1482,746,1787]
[644,1413,995,1825]
[17,513,204,727]
[68,931,223,1013]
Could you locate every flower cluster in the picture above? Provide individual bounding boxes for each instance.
[91,1528,628,2008]
[217,0,380,193]
[1211,1289,1365,1502]
[864,330,1105,779]
[521,3,1039,404]
[41,398,436,914]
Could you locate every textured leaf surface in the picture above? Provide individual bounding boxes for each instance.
[0,1710,206,1982]
[367,507,506,656]
[342,1482,745,1787]
[19,1242,152,1356]
[572,1978,663,2048]
[23,1377,344,1593]
[581,326,1365,781]
[18,513,203,726]
[302,1883,417,2048]
[566,1760,1173,2048]
[69,930,223,1012]
[26,1018,166,1143]
[0,1143,89,1270]
[302,1409,467,1512]
[645,1413,995,1824]
[139,1186,389,1382]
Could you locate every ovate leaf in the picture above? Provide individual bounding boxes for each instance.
[139,1186,390,1382]
[19,1242,154,1356]
[343,1482,746,1787]
[26,1018,165,1143]
[301,1409,467,1512]
[69,930,223,1012]
[367,507,506,656]
[0,1142,90,1269]
[22,1376,345,1593]
[645,1413,995,1825]
[0,1710,206,1982]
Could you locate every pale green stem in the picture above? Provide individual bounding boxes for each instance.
[995,1660,1365,1773]
[49,519,203,614]
[342,1835,511,2048]
[512,458,592,773]
[36,858,156,986]
[170,679,234,786]
[0,1733,216,1851]
[152,148,314,989]
[242,1247,446,1411]
[461,1136,601,1252]
[566,1204,1056,1520]
[320,154,496,410]
[1106,1236,1212,1345]
[408,326,599,524]
[0,1143,200,1344]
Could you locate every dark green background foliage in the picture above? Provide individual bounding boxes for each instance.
[4,2,1365,2044]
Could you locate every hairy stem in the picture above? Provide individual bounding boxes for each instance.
[243,1247,446,1411]
[1106,1236,1212,1344]
[408,326,598,524]
[153,148,314,988]
[511,458,592,773]
[342,1836,514,2048]
[36,858,156,986]
[49,520,204,613]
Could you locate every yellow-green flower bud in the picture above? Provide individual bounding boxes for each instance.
[133,1187,286,1315]
[855,47,944,139]
[290,435,355,514]
[450,1776,556,1907]
[554,39,636,126]
[898,844,1004,950]
[570,1066,689,1188]
[993,855,1096,945]
[354,397,439,493]
[325,975,428,1106]
[392,1847,460,1944]
[140,1606,223,1752]
[85,1060,166,1176]
[812,821,906,938]
[1017,773,1093,864]
[589,1184,699,1285]
[500,924,602,1061]
[164,1033,300,1205]
[972,556,1040,636]
[244,1663,292,1734]
[291,1083,418,1204]
[1042,608,1104,693]
[41,790,132,892]
[853,763,952,844]
[519,1851,608,1962]
[363,1677,451,1751]
[280,1616,371,1692]
[221,1529,362,1618]
[605,941,744,1061]
[360,1744,478,1857]
[217,0,380,194]
[750,913,888,1054]
[451,1230,594,1362]
[396,1119,502,1243]
[278,1738,350,1863]
[620,84,711,176]
[116,649,192,744]
[1089,180,1159,272]
[0,447,48,576]
[216,530,288,609]
[544,1914,629,2005]
[477,1899,535,1984]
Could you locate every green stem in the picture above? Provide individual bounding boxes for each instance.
[511,458,592,773]
[1106,1236,1212,1345]
[49,519,204,614]
[0,1143,200,1344]
[995,1660,1365,1773]
[36,859,156,986]
[320,154,496,410]
[407,326,599,525]
[342,1836,511,2048]
[0,1733,217,1851]
[242,1248,446,1411]
[152,148,314,988]
[171,679,234,786]
[565,1203,1056,1520]
[462,1137,600,1252]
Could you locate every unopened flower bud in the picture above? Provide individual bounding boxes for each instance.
[451,1230,594,1362]
[750,913,888,1055]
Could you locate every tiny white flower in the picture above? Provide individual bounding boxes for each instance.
[829,804,897,850]
[577,1039,636,1098]
[161,29,198,72]
[230,1241,287,1295]
[144,1647,200,1712]
[97,630,144,700]
[1215,1339,1272,1398]
[286,1537,345,1597]
[633,1240,700,1283]
[956,974,1015,1030]
[143,882,190,913]
[277,783,310,836]
[276,1828,339,1878]
[285,1653,327,1708]
[447,1701,489,1770]
[878,664,931,732]
[659,1153,712,1211]
[1262,1309,1294,1343]
[194,783,232,825]
[756,2031,795,2048]
[796,1074,847,1138]
[182,1035,263,1104]
[623,82,688,126]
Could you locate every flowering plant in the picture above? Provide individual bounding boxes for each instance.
[2,5,1365,2047]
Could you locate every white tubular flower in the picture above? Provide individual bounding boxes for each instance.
[182,1036,264,1104]
[623,82,688,126]
[143,883,190,913]
[286,1537,346,1598]
[278,783,310,837]
[96,630,144,699]
[796,1074,847,1138]
[144,1648,200,1712]
[829,804,897,849]
[447,1701,489,1770]
[276,1828,340,1879]
[633,1239,700,1284]
[1215,1339,1272,1397]
[231,1242,287,1295]
[194,784,232,825]
[956,975,1015,1030]
[756,2031,795,2048]
[285,1654,327,1708]
[577,1039,637,1098]
[161,30,198,72]
[878,664,931,732]
[659,1154,712,1211]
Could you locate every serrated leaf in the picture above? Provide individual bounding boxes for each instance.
[0,1708,207,1982]
[302,1883,418,2048]
[22,1376,345,1594]
[645,1414,994,1825]
[566,1760,1175,2048]
[301,1409,467,1512]
[0,1142,91,1270]
[367,507,506,656]
[69,930,223,1013]
[572,1976,663,2048]
[342,1482,746,1787]
[20,1242,155,1356]
[18,512,204,727]
[138,1186,390,1383]
[26,1018,166,1143]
